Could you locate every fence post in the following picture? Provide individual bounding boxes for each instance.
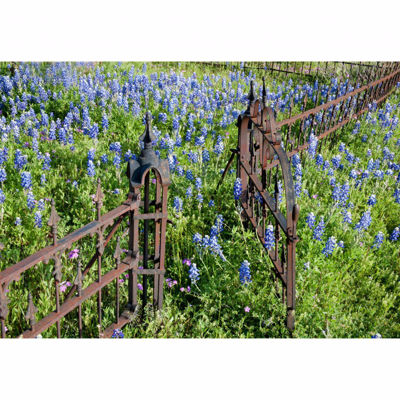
[126,112,171,314]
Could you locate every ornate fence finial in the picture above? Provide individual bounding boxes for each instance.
[248,80,255,103]
[140,111,156,150]
[262,76,267,106]
[74,262,83,297]
[48,199,60,245]
[94,178,104,221]
[25,292,37,330]
[245,80,256,115]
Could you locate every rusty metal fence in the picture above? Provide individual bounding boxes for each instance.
[0,113,171,338]
[219,62,400,331]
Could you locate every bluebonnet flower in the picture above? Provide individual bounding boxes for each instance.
[349,169,358,180]
[367,195,377,206]
[339,181,350,206]
[331,155,341,169]
[102,113,109,132]
[21,171,32,190]
[109,142,122,153]
[27,191,35,211]
[393,188,400,204]
[337,240,344,248]
[343,210,352,224]
[185,186,192,198]
[14,149,27,170]
[111,329,124,338]
[15,217,21,226]
[371,232,384,249]
[38,199,45,211]
[322,236,336,257]
[306,212,315,229]
[195,135,205,147]
[192,233,202,245]
[239,260,251,285]
[176,166,184,176]
[374,170,384,180]
[113,153,121,169]
[308,133,318,159]
[0,168,6,183]
[233,178,242,200]
[322,160,330,171]
[316,154,324,168]
[264,225,275,250]
[101,154,108,164]
[197,193,203,203]
[214,215,224,234]
[34,211,42,228]
[195,177,202,191]
[188,263,200,283]
[354,209,372,233]
[313,217,325,241]
[332,185,341,202]
[173,197,183,213]
[202,149,210,163]
[186,170,194,181]
[389,227,400,241]
[338,143,346,152]
[0,189,5,204]
[87,159,96,177]
[214,139,224,155]
[208,199,215,207]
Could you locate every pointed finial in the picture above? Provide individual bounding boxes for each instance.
[262,77,267,106]
[139,112,155,147]
[25,292,38,329]
[248,80,255,103]
[48,199,61,245]
[74,262,83,296]
[94,179,104,220]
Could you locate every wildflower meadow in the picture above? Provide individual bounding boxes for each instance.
[0,62,399,338]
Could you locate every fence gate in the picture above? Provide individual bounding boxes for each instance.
[220,80,300,331]
[0,112,170,338]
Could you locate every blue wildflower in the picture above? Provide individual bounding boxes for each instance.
[306,212,316,229]
[355,210,372,233]
[189,263,200,283]
[264,225,275,250]
[34,211,42,228]
[371,232,384,249]
[322,236,336,257]
[367,195,377,206]
[21,171,32,190]
[233,178,242,200]
[239,260,252,285]
[313,217,325,241]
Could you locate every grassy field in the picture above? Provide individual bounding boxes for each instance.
[0,62,399,338]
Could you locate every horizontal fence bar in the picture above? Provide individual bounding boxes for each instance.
[0,202,137,286]
[275,67,400,129]
[21,254,139,338]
